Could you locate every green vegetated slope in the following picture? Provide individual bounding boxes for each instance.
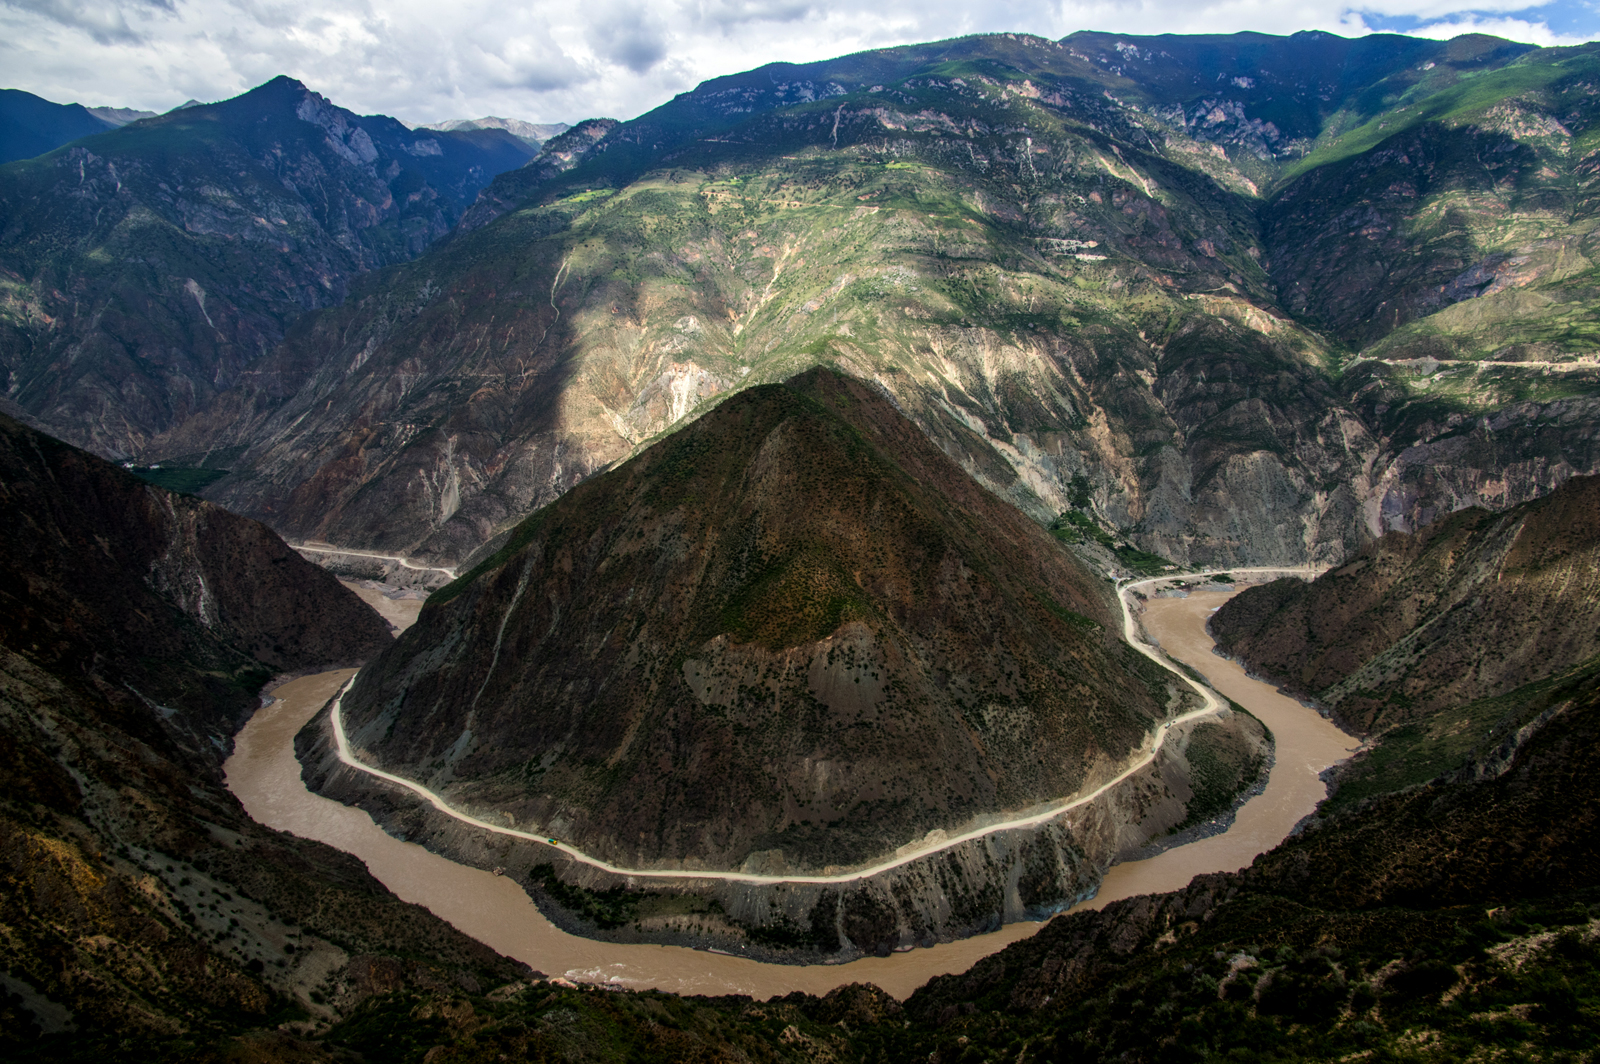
[167,31,1600,578]
[0,414,533,1058]
[335,368,1180,872]
[0,76,537,457]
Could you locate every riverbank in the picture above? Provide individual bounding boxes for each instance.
[226,570,1353,996]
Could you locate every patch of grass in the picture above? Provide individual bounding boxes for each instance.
[1049,509,1176,576]
[1114,544,1176,576]
[129,465,229,495]
[1324,652,1600,817]
[1031,590,1101,634]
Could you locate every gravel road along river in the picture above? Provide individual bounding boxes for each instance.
[224,577,1353,998]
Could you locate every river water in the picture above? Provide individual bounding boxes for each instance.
[1084,588,1357,909]
[224,583,1354,999]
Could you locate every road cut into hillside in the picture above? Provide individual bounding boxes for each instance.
[226,569,1353,998]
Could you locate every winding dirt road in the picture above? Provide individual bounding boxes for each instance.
[291,542,459,580]
[322,566,1316,886]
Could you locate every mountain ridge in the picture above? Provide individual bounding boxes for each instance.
[0,75,539,457]
[131,30,1600,575]
[0,87,119,165]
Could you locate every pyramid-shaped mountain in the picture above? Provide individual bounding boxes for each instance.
[335,368,1172,872]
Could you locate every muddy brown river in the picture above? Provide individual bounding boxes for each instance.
[224,582,1354,999]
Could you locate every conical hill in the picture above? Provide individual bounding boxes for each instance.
[337,368,1175,871]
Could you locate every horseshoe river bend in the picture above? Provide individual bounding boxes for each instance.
[223,571,1355,1000]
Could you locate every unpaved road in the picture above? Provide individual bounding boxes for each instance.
[320,568,1269,885]
[1084,574,1357,910]
[293,542,458,579]
[227,567,1353,997]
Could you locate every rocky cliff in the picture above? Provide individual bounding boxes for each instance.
[0,77,537,457]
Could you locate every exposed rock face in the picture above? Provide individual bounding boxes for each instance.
[331,369,1183,874]
[1210,474,1600,733]
[155,34,1600,574]
[0,415,518,1047]
[0,76,536,457]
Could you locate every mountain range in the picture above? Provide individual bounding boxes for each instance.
[38,29,1586,577]
[417,117,571,146]
[0,89,160,166]
[0,77,539,457]
[3,25,1600,1061]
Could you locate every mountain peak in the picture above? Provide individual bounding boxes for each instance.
[336,367,1168,874]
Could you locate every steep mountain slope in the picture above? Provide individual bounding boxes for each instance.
[0,77,537,457]
[0,412,393,709]
[0,414,525,1053]
[0,88,117,164]
[330,368,1176,874]
[1210,473,1600,734]
[157,32,1600,573]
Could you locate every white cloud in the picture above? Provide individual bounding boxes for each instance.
[1403,15,1591,47]
[0,0,1592,126]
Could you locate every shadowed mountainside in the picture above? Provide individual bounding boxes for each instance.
[0,76,537,457]
[0,88,118,165]
[0,411,393,725]
[1209,473,1600,734]
[0,416,529,1055]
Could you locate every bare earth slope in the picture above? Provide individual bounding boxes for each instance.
[1209,473,1600,733]
[334,368,1175,873]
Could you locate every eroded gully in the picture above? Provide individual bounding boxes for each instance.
[224,575,1355,999]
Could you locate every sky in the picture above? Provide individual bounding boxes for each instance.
[2,0,1597,127]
